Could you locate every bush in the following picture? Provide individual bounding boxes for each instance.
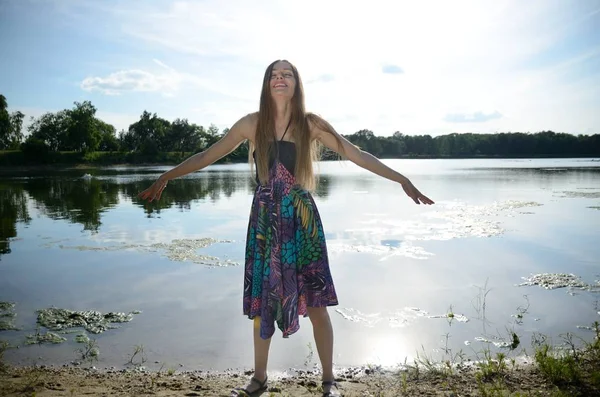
[0,150,25,166]
[82,151,128,164]
[20,137,52,163]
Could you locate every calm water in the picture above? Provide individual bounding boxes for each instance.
[1,158,599,373]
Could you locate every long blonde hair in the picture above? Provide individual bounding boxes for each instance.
[250,59,343,191]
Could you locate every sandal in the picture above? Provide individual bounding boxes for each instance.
[232,376,268,396]
[322,380,341,397]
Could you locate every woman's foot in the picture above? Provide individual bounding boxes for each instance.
[322,380,341,397]
[232,376,268,396]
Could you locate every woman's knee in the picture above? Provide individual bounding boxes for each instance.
[307,306,330,325]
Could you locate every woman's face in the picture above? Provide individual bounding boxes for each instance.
[269,61,296,100]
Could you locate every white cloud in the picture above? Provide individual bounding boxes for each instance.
[69,0,600,135]
[80,59,190,96]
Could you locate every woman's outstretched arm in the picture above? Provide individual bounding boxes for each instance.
[138,113,255,202]
[309,114,434,205]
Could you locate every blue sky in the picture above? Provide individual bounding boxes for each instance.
[1,0,599,136]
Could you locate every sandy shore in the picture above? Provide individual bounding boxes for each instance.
[0,360,584,397]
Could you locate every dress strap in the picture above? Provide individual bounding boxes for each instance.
[279,118,292,141]
[270,118,293,167]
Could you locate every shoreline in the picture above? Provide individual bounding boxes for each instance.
[0,156,598,176]
[3,330,600,397]
[0,353,594,396]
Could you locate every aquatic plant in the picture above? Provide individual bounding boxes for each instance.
[0,302,18,331]
[46,237,239,267]
[76,337,99,364]
[519,273,592,290]
[36,307,139,334]
[25,329,67,345]
[127,344,147,367]
[0,340,10,372]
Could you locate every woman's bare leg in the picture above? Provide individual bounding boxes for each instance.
[240,317,271,393]
[307,307,335,390]
[253,317,271,381]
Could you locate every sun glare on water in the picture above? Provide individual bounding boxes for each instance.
[363,334,413,368]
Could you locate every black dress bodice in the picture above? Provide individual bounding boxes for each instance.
[253,141,296,182]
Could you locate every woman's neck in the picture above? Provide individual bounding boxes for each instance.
[273,99,292,130]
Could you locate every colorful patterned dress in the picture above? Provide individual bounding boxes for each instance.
[243,138,338,340]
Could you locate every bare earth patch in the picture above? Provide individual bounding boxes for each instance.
[0,362,590,397]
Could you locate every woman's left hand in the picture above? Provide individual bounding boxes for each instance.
[402,180,434,205]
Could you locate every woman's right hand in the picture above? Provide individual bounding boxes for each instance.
[137,175,169,202]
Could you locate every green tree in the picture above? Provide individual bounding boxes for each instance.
[0,94,25,150]
[207,123,220,137]
[128,111,171,154]
[66,101,101,152]
[167,118,203,157]
[27,110,70,151]
[8,111,25,149]
[0,95,10,148]
[202,123,222,148]
[118,129,135,151]
[97,120,119,151]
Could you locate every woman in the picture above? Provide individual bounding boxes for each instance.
[138,59,434,397]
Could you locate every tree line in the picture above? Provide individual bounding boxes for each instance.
[1,94,598,166]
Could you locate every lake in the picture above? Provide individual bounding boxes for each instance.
[1,158,599,374]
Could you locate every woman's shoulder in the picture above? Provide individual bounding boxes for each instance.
[305,112,320,123]
[231,112,259,140]
[240,112,259,126]
[305,112,331,128]
[305,112,332,139]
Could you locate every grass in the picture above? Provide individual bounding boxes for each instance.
[476,350,508,381]
[0,340,9,372]
[531,321,600,395]
[383,324,600,396]
[76,337,100,365]
[366,281,600,397]
[1,329,599,396]
[127,344,147,367]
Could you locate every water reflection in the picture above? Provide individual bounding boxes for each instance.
[0,170,335,258]
[25,178,120,231]
[0,161,597,258]
[0,185,31,259]
[119,172,258,215]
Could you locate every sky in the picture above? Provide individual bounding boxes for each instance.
[1,0,599,137]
